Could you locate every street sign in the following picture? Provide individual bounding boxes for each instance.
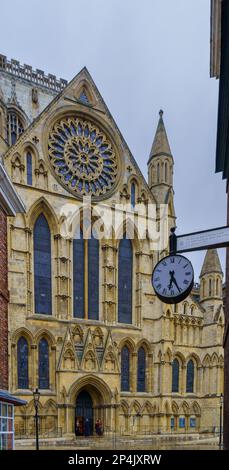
[176,226,229,253]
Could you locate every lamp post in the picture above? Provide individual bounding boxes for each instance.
[219,393,223,450]
[33,388,40,451]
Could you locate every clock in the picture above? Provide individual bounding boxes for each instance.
[152,254,194,304]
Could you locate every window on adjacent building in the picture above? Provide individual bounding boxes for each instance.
[186,359,194,393]
[137,347,146,392]
[34,214,52,315]
[38,338,49,389]
[0,403,14,450]
[7,112,24,145]
[26,151,33,185]
[118,236,133,324]
[121,346,130,392]
[172,359,179,393]
[17,337,29,389]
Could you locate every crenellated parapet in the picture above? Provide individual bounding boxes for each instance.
[0,54,68,93]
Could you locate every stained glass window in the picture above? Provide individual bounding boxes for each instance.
[186,360,194,393]
[17,337,29,389]
[179,417,185,428]
[121,346,130,391]
[26,151,32,185]
[137,347,146,392]
[131,182,136,209]
[88,233,99,320]
[172,359,179,393]
[73,230,85,318]
[38,338,49,389]
[79,91,89,105]
[34,214,52,315]
[118,236,133,324]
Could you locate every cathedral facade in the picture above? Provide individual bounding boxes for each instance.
[0,54,224,440]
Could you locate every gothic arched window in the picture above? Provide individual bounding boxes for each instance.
[38,338,49,389]
[7,111,24,145]
[131,182,136,209]
[165,162,168,182]
[157,162,160,183]
[34,214,52,315]
[88,233,99,320]
[73,230,85,318]
[172,359,179,392]
[137,347,146,392]
[216,278,219,296]
[73,229,99,320]
[26,151,33,185]
[121,346,130,391]
[209,278,212,296]
[186,359,194,393]
[118,236,133,324]
[17,337,29,389]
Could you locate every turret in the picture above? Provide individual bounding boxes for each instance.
[199,249,223,312]
[147,110,176,231]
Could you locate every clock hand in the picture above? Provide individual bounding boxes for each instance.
[168,271,181,293]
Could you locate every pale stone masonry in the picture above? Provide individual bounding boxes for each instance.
[0,55,224,439]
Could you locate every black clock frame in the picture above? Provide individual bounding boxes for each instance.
[151,254,194,304]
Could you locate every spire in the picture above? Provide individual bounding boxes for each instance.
[148,110,172,164]
[200,249,223,277]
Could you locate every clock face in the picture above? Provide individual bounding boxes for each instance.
[152,254,194,304]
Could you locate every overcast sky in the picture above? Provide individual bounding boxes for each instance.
[0,0,226,281]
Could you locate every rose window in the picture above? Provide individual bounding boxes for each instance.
[48,116,118,197]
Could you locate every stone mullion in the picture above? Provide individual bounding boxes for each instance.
[102,244,116,324]
[135,252,142,328]
[67,239,72,320]
[84,239,88,319]
[54,234,61,318]
[25,228,32,315]
[148,353,153,393]
[131,352,137,393]
[31,344,37,389]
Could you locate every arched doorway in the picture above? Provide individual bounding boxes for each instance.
[75,390,93,436]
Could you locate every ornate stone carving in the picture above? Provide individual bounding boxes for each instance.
[48,116,119,198]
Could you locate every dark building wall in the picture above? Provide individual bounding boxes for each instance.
[0,207,9,390]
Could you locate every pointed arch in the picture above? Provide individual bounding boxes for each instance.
[27,197,59,233]
[34,213,52,315]
[118,234,133,324]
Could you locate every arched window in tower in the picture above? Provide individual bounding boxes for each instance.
[209,278,212,296]
[172,359,179,392]
[7,111,24,145]
[118,236,133,324]
[131,182,136,209]
[216,278,219,296]
[183,303,187,315]
[186,359,194,393]
[17,337,29,389]
[88,233,99,320]
[73,230,85,318]
[165,162,168,182]
[38,338,49,389]
[202,278,206,297]
[26,151,33,185]
[157,162,160,183]
[34,214,52,315]
[137,347,146,392]
[121,346,130,391]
